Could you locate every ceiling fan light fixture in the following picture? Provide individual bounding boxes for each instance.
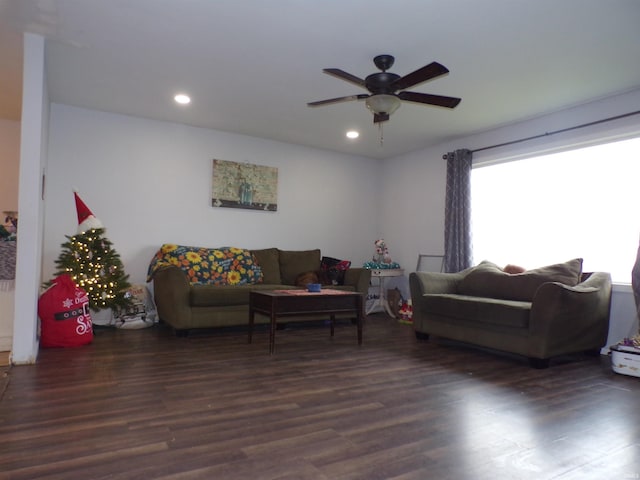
[365,94,401,116]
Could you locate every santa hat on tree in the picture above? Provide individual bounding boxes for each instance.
[74,191,104,234]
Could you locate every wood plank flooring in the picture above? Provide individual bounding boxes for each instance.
[1,314,639,480]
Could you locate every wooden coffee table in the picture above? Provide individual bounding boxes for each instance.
[248,289,364,354]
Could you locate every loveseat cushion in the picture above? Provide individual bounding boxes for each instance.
[278,249,321,285]
[251,248,281,284]
[423,294,532,328]
[459,258,583,302]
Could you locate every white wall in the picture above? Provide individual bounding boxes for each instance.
[381,88,640,347]
[44,104,380,285]
[13,33,48,364]
[378,143,448,282]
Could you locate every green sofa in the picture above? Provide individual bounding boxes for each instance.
[149,246,371,335]
[409,259,612,368]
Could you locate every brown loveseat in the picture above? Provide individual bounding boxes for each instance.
[409,259,612,368]
[149,246,371,335]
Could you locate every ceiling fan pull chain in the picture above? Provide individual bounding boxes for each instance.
[378,122,384,147]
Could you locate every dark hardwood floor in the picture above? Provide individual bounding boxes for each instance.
[1,314,639,480]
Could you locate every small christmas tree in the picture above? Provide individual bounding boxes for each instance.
[49,192,132,312]
[53,227,131,311]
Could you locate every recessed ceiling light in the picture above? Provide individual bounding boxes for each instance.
[174,94,191,105]
[346,130,359,139]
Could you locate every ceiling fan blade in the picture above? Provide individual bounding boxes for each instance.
[398,91,461,109]
[373,113,390,124]
[307,94,368,107]
[391,62,449,91]
[323,68,366,88]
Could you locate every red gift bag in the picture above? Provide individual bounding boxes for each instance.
[39,274,93,347]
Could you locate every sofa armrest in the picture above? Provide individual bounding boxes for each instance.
[409,270,468,322]
[409,271,466,296]
[344,267,372,295]
[151,265,193,329]
[529,272,612,357]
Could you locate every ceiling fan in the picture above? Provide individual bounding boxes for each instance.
[308,54,461,123]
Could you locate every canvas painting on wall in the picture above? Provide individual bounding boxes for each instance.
[212,159,278,211]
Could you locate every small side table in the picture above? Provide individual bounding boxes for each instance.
[365,268,404,317]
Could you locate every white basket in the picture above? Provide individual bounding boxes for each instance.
[611,345,640,378]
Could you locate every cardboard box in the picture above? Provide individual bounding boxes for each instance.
[611,345,640,378]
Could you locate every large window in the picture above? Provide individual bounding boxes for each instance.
[471,136,640,283]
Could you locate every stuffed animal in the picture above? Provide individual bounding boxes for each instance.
[295,271,319,287]
[503,264,526,274]
[398,299,413,324]
[374,239,392,264]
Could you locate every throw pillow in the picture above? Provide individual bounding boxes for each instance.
[319,256,351,285]
[503,264,526,274]
[459,258,583,302]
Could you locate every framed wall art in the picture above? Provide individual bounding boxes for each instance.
[212,159,278,211]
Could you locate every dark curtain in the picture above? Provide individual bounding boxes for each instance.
[444,149,473,272]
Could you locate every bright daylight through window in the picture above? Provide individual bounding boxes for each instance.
[471,136,640,284]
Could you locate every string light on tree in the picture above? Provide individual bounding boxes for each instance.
[48,192,132,312]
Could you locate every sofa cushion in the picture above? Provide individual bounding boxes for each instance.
[278,249,321,285]
[191,283,291,307]
[459,258,583,302]
[423,293,531,328]
[251,248,281,284]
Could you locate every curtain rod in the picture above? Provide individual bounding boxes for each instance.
[442,109,640,159]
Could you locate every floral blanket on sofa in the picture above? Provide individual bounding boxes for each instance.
[147,244,263,285]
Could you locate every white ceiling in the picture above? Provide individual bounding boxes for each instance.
[1,0,639,159]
